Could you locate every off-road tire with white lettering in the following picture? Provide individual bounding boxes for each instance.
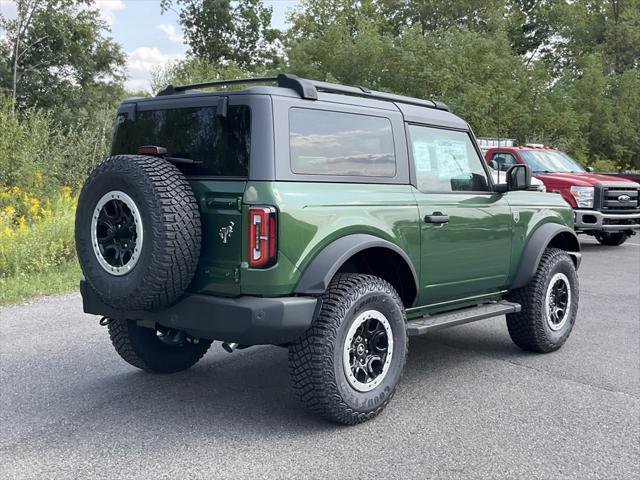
[288,274,408,425]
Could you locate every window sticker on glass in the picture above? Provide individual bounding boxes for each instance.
[435,140,468,178]
[412,141,432,173]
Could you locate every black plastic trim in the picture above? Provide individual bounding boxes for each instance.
[81,281,317,345]
[511,224,581,289]
[277,73,318,100]
[294,234,419,297]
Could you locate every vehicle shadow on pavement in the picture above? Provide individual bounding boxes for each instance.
[76,344,340,435]
[68,327,525,437]
[578,243,609,252]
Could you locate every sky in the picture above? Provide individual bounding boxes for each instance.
[0,0,300,92]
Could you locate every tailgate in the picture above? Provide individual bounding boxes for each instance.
[189,180,247,296]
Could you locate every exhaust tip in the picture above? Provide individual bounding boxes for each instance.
[222,342,239,353]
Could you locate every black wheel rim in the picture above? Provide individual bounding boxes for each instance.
[343,310,394,392]
[96,199,137,267]
[546,273,571,331]
[91,191,143,275]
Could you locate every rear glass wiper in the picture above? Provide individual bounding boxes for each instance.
[136,146,202,165]
[165,156,203,165]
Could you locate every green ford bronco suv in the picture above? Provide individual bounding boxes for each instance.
[76,74,581,424]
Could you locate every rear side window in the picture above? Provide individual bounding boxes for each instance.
[289,108,396,177]
[111,105,250,177]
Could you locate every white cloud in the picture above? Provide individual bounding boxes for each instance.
[157,23,183,43]
[93,0,125,26]
[0,1,18,20]
[126,46,185,92]
[0,1,124,27]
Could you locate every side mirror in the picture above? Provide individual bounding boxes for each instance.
[586,166,594,173]
[507,164,531,190]
[494,164,531,193]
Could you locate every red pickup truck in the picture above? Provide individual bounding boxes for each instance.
[483,145,640,246]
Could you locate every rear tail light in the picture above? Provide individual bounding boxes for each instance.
[248,206,277,268]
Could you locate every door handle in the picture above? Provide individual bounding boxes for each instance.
[424,212,449,224]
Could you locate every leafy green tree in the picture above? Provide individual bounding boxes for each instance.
[504,0,560,59]
[379,0,504,35]
[286,0,639,170]
[536,0,640,76]
[161,0,281,70]
[150,58,260,93]
[0,0,125,118]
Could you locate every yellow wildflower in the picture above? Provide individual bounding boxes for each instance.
[3,205,15,219]
[61,186,72,201]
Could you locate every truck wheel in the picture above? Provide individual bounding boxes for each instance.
[506,248,579,353]
[75,155,201,311]
[288,273,408,425]
[594,232,628,246]
[107,319,212,373]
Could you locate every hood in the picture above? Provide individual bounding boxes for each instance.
[535,172,640,187]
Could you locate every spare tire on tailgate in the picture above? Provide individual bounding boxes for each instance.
[75,155,201,311]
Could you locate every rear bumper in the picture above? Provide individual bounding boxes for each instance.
[80,280,318,345]
[574,210,640,231]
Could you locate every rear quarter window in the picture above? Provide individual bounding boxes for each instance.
[111,105,251,177]
[289,108,396,177]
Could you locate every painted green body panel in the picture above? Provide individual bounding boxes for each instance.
[504,190,575,281]
[414,192,511,305]
[189,180,246,296]
[187,178,574,312]
[241,181,421,297]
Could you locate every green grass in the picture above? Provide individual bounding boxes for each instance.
[0,259,81,307]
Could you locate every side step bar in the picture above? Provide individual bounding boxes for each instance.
[406,301,521,336]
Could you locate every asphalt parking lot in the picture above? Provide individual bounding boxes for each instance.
[1,237,638,479]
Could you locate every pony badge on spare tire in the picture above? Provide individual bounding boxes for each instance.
[77,74,582,425]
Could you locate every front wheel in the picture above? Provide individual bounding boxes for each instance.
[594,231,629,246]
[288,274,408,425]
[506,248,579,353]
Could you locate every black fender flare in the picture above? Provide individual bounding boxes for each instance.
[511,223,581,289]
[294,234,419,297]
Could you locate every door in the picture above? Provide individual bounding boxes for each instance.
[407,124,512,306]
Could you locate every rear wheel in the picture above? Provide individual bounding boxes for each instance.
[107,319,212,373]
[288,274,408,425]
[506,248,579,353]
[594,231,628,246]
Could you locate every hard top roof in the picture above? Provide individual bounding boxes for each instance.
[122,73,469,130]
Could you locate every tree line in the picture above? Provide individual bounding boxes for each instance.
[2,0,639,174]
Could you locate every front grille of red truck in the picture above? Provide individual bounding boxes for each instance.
[600,187,639,211]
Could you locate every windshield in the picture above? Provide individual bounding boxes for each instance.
[519,150,585,173]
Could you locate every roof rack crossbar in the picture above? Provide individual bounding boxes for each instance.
[157,76,279,96]
[308,79,446,110]
[156,73,449,111]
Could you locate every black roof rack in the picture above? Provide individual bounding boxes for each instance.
[156,76,278,96]
[156,73,449,111]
